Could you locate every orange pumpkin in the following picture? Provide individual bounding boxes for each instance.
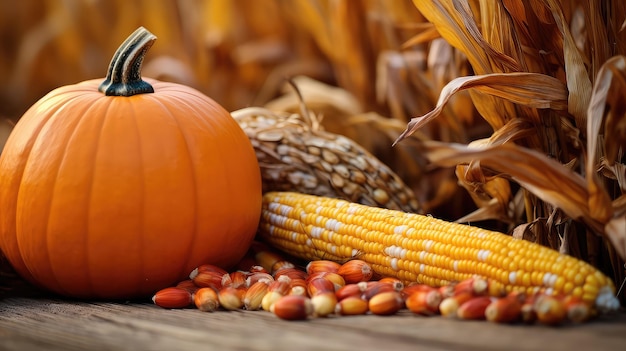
[0,27,262,299]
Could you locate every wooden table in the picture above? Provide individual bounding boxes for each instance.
[0,291,624,351]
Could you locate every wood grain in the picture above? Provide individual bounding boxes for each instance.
[0,297,624,351]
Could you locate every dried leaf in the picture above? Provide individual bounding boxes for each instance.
[412,0,491,73]
[264,76,362,117]
[586,56,626,222]
[605,217,626,263]
[512,218,551,247]
[595,57,626,164]
[427,38,455,88]
[402,25,440,49]
[408,0,523,131]
[512,221,539,242]
[452,0,521,72]
[600,160,626,192]
[454,164,514,224]
[613,194,626,218]
[481,118,537,146]
[416,140,610,233]
[583,1,611,76]
[394,72,568,144]
[544,0,593,131]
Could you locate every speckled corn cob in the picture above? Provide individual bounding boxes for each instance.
[258,191,621,313]
[232,107,420,213]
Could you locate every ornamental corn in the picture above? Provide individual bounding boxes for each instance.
[258,192,620,312]
[232,107,420,213]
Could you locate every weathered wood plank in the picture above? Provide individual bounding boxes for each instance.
[0,297,624,351]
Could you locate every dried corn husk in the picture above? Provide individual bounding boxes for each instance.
[232,107,420,213]
[260,76,463,216]
[395,0,626,298]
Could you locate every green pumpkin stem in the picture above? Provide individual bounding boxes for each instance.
[99,27,156,96]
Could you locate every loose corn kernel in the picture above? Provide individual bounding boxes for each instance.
[335,296,369,315]
[271,295,314,320]
[225,271,247,289]
[405,289,442,315]
[274,267,307,281]
[307,277,335,297]
[368,291,404,315]
[457,296,493,320]
[535,295,567,325]
[363,281,397,301]
[311,292,338,317]
[335,282,368,301]
[192,270,226,291]
[176,279,200,294]
[194,287,220,312]
[306,272,346,291]
[439,291,475,318]
[306,260,341,275]
[337,259,373,283]
[218,287,245,310]
[152,287,193,309]
[246,272,274,287]
[189,264,228,279]
[484,295,523,323]
[244,281,270,311]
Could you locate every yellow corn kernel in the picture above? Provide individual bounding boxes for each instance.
[258,192,620,313]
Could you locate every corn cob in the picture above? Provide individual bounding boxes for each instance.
[232,107,420,213]
[258,191,621,313]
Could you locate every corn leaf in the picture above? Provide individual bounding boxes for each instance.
[413,0,490,73]
[544,0,593,131]
[605,217,626,263]
[394,72,568,144]
[418,140,625,259]
[416,140,613,234]
[593,56,626,165]
[411,0,512,130]
[454,0,521,72]
[402,24,440,48]
[586,56,626,223]
[454,164,514,224]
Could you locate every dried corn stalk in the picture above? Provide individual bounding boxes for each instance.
[393,0,626,299]
[232,107,420,213]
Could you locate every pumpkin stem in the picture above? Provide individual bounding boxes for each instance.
[98,27,156,96]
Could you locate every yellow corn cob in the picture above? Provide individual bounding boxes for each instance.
[258,192,621,313]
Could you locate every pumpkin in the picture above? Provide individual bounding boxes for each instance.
[0,27,262,299]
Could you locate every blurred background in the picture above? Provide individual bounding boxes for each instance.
[0,1,459,118]
[0,0,484,218]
